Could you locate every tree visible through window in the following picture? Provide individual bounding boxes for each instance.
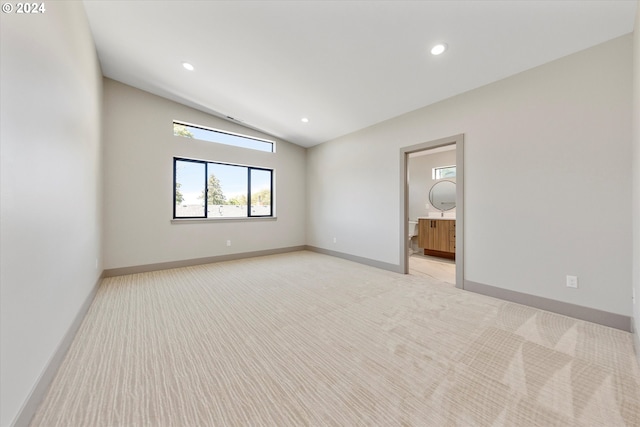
[174,158,273,219]
[175,182,184,204]
[204,173,225,205]
[173,121,274,152]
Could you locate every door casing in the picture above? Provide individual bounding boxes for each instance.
[399,134,464,289]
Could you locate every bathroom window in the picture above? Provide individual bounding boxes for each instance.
[174,157,273,219]
[173,120,274,152]
[432,165,456,180]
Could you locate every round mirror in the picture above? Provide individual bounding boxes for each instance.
[429,180,456,211]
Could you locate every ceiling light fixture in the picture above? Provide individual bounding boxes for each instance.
[301,117,309,123]
[430,43,448,56]
[182,62,194,71]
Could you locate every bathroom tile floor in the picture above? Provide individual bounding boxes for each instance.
[409,253,455,286]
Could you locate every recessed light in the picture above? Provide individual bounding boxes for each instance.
[430,43,448,56]
[182,62,194,71]
[301,117,309,123]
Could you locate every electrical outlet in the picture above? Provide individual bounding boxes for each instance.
[226,240,231,247]
[566,275,578,289]
[333,237,337,244]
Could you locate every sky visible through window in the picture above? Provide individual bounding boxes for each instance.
[176,161,270,205]
[433,166,456,180]
[180,124,274,153]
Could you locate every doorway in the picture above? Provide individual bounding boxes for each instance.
[399,134,464,289]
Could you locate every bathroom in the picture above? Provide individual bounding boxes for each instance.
[407,145,456,285]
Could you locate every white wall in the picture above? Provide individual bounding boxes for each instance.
[103,79,306,270]
[632,3,640,343]
[0,3,103,426]
[408,150,457,221]
[308,35,633,316]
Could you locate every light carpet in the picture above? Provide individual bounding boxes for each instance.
[31,251,640,426]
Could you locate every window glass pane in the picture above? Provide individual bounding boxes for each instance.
[175,160,206,217]
[174,121,274,152]
[207,163,248,218]
[433,165,456,180]
[250,169,272,216]
[174,157,274,220]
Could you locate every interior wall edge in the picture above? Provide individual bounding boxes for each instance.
[10,273,103,427]
[465,279,632,332]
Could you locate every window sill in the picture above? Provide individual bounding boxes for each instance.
[171,217,277,224]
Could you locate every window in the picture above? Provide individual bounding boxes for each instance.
[173,121,274,153]
[432,165,456,180]
[174,157,273,219]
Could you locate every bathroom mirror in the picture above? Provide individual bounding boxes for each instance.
[429,180,456,211]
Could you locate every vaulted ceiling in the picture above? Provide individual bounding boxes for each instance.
[83,0,637,147]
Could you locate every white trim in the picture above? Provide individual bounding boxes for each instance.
[171,217,277,224]
[400,134,464,289]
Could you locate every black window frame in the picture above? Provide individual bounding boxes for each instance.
[173,120,275,153]
[173,157,274,219]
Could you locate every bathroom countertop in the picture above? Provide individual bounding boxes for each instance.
[417,215,456,220]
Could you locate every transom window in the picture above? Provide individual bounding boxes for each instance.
[173,121,274,153]
[174,157,273,219]
[432,165,456,180]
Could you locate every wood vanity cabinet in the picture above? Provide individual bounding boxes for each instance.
[418,219,455,260]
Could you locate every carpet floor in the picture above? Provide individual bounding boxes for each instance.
[31,251,640,426]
